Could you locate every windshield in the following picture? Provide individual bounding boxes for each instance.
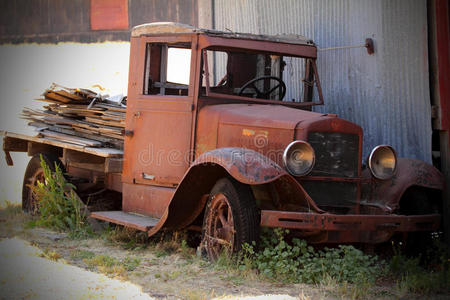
[201,49,322,104]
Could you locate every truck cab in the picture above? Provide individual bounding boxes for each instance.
[4,22,443,260]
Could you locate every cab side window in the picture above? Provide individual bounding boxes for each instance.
[143,42,191,96]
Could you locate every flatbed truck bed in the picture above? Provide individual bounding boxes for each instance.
[1,130,123,158]
[1,130,123,193]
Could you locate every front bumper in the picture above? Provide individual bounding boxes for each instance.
[260,210,441,243]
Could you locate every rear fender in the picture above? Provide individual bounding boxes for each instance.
[362,158,444,212]
[155,148,321,233]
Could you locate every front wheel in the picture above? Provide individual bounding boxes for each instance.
[201,178,260,260]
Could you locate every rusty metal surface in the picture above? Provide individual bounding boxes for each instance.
[133,22,313,46]
[122,183,175,219]
[361,158,445,213]
[198,35,317,58]
[27,168,46,215]
[261,210,441,232]
[195,103,327,164]
[123,34,197,187]
[194,147,286,185]
[261,210,441,243]
[162,147,324,232]
[203,193,235,259]
[90,211,159,232]
[121,29,442,240]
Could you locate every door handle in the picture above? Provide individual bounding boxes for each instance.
[142,173,155,180]
[124,130,134,137]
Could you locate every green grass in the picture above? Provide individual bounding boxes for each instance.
[122,256,141,271]
[0,200,23,218]
[82,253,142,277]
[70,249,96,260]
[38,248,62,261]
[388,238,449,296]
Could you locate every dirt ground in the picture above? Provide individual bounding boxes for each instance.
[0,206,437,300]
[0,237,155,300]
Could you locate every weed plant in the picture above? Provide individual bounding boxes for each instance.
[28,155,90,236]
[240,228,381,285]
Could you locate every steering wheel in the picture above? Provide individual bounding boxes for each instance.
[238,76,286,100]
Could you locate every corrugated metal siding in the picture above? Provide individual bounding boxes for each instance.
[211,0,431,163]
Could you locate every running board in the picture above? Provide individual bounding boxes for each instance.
[90,211,160,232]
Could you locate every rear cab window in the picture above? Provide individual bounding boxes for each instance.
[143,42,192,96]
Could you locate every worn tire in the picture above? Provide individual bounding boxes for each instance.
[201,178,260,260]
[400,187,439,215]
[22,153,64,214]
[399,187,441,256]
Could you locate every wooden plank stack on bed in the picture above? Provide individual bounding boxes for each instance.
[21,83,126,149]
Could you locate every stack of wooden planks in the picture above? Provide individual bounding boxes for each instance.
[21,83,126,149]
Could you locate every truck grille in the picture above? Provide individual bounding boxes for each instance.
[301,181,357,209]
[308,132,359,178]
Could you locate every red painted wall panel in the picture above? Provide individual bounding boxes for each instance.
[436,0,450,130]
[90,0,129,30]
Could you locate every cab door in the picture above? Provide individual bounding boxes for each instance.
[123,35,197,188]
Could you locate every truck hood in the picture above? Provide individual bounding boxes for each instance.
[195,103,336,160]
[211,103,327,130]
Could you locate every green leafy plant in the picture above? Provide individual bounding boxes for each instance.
[240,228,381,285]
[28,155,89,234]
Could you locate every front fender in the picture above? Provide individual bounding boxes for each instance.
[193,147,287,184]
[362,158,444,212]
[155,148,321,233]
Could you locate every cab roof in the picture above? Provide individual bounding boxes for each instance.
[131,22,314,46]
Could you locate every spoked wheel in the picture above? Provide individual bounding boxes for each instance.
[204,193,235,259]
[26,168,46,214]
[22,153,64,214]
[201,178,259,261]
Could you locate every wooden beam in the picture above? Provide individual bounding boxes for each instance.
[2,136,28,152]
[2,131,123,158]
[105,158,123,173]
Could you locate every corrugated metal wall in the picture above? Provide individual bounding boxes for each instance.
[210,0,431,162]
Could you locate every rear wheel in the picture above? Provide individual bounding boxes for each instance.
[22,153,64,214]
[201,178,260,261]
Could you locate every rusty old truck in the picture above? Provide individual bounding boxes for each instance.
[2,23,444,259]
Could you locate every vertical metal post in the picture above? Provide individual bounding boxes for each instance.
[160,44,168,95]
[429,0,450,244]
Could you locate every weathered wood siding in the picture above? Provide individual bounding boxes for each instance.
[0,0,198,44]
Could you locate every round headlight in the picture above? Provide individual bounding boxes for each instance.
[283,141,315,176]
[368,145,397,180]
